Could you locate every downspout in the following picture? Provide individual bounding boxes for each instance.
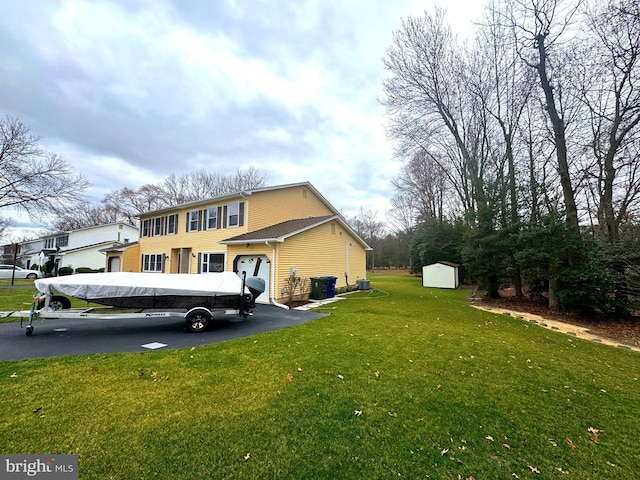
[266,241,289,310]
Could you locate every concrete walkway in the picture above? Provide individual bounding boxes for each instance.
[471,304,639,352]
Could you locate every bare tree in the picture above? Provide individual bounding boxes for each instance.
[48,202,123,232]
[348,207,386,270]
[576,0,640,243]
[497,0,583,233]
[0,116,88,216]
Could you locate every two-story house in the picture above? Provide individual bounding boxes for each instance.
[122,182,370,304]
[19,223,139,274]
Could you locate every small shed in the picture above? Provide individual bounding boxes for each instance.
[422,261,459,289]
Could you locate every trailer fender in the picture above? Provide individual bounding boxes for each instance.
[184,307,213,333]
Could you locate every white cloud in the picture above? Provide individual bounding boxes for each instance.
[0,0,484,238]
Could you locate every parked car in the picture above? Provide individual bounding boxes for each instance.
[0,265,42,279]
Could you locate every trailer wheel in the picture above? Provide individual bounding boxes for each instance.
[37,295,72,311]
[26,326,33,336]
[185,309,212,333]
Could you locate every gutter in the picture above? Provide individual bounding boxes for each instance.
[266,241,290,310]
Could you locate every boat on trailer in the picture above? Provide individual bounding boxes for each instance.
[22,272,265,336]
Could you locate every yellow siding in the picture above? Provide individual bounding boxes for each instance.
[247,186,333,230]
[274,220,367,302]
[122,244,140,272]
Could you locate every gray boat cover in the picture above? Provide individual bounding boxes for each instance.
[34,272,247,300]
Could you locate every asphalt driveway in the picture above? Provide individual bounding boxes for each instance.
[0,306,328,361]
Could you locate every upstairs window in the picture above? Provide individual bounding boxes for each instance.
[141,219,151,237]
[206,207,218,230]
[152,217,163,236]
[166,214,177,235]
[187,210,201,232]
[44,238,54,249]
[56,235,69,247]
[227,201,244,228]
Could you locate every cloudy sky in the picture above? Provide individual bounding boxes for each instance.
[1,0,483,236]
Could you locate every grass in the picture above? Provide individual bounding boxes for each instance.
[0,274,639,478]
[0,280,101,319]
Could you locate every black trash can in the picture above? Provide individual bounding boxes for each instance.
[310,277,329,300]
[326,276,338,298]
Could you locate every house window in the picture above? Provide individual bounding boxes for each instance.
[187,210,200,232]
[142,254,164,272]
[228,202,240,227]
[44,238,54,249]
[166,214,178,235]
[141,219,151,237]
[200,253,225,273]
[206,207,218,230]
[153,217,163,236]
[56,235,69,248]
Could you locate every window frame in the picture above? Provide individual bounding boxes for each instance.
[152,217,163,236]
[142,253,164,272]
[199,252,225,273]
[206,207,218,230]
[187,210,200,232]
[141,219,151,238]
[227,202,240,227]
[165,214,178,235]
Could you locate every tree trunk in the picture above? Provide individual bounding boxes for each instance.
[534,34,579,235]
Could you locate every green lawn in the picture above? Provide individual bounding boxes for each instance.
[1,274,638,479]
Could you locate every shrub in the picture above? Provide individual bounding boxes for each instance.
[75,267,95,274]
[57,267,74,276]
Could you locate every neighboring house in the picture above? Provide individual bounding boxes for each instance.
[18,223,139,273]
[134,182,370,304]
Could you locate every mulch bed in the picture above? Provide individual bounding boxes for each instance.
[477,288,640,348]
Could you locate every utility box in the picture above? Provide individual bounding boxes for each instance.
[356,279,370,290]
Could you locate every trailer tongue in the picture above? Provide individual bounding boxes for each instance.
[22,272,265,336]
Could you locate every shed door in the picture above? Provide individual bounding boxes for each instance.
[235,255,270,303]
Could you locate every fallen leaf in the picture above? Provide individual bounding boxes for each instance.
[440,448,449,456]
[528,465,540,474]
[388,411,397,417]
[436,372,442,377]
[409,359,413,363]
[286,373,294,382]
[486,435,494,442]
[436,384,442,389]
[503,444,511,450]
[244,453,251,461]
[566,438,577,450]
[10,373,17,378]
[337,374,344,380]
[374,370,380,378]
[354,410,362,416]
[588,426,600,444]
[549,439,558,446]
[325,370,333,374]
[151,371,158,379]
[91,366,98,372]
[138,369,145,377]
[461,370,466,375]
[297,367,302,372]
[33,406,42,414]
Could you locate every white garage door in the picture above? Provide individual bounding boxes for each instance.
[236,255,270,304]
